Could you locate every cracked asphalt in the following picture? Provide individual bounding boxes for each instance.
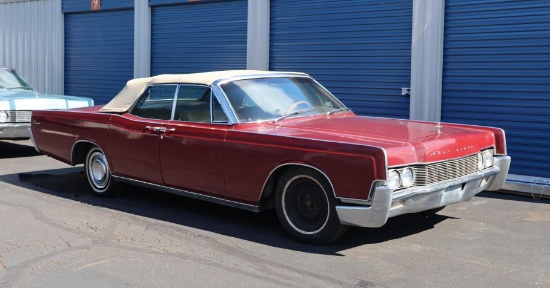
[0,140,548,288]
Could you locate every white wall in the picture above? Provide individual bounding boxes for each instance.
[0,0,64,94]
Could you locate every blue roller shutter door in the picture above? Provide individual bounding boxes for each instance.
[270,0,412,119]
[64,9,134,104]
[442,1,550,177]
[150,0,247,75]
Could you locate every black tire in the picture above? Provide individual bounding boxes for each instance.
[275,167,348,244]
[85,147,117,197]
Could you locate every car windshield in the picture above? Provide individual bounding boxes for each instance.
[0,69,34,91]
[220,76,346,123]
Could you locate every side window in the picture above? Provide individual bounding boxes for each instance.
[174,85,212,123]
[131,85,177,120]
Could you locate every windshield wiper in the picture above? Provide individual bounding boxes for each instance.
[326,107,352,116]
[273,108,315,123]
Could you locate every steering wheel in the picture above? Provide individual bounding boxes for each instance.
[287,101,313,114]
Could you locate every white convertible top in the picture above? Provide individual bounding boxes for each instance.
[100,70,306,113]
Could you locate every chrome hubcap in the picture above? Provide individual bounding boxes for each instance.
[89,152,108,189]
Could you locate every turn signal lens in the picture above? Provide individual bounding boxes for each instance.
[483,149,494,168]
[477,153,484,170]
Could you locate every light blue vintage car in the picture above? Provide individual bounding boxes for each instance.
[0,67,94,139]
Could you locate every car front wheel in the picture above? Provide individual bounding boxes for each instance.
[85,147,117,197]
[275,167,348,244]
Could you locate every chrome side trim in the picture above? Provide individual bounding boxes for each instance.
[113,175,260,212]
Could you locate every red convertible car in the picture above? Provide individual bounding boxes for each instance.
[30,70,510,244]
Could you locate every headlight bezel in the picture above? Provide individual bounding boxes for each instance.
[0,111,8,123]
[387,170,401,190]
[386,167,416,190]
[401,167,415,188]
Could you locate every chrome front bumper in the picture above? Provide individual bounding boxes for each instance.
[0,123,31,139]
[336,156,511,228]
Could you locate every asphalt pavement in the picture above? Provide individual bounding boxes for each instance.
[0,140,548,288]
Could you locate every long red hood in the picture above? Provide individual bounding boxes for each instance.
[252,114,498,167]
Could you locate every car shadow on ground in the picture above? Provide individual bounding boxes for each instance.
[15,167,457,255]
[477,189,550,203]
[0,140,40,159]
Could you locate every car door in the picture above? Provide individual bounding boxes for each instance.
[159,84,230,197]
[109,84,178,184]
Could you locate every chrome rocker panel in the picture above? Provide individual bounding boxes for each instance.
[336,156,511,228]
[112,175,260,213]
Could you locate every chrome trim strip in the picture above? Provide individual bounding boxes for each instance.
[113,175,259,212]
[170,84,180,121]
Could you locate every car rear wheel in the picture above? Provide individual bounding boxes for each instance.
[275,167,348,244]
[85,147,117,197]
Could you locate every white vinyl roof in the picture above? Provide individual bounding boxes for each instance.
[100,70,306,113]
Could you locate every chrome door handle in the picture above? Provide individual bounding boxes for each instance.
[145,126,164,132]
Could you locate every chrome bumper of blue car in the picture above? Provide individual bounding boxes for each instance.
[0,123,31,139]
[335,156,511,228]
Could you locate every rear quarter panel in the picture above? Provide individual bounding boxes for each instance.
[31,108,112,165]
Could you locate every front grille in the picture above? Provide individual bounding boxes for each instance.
[413,154,479,186]
[5,111,32,123]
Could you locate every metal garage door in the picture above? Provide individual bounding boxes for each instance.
[442,0,550,177]
[63,1,134,104]
[150,0,247,75]
[270,0,413,118]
